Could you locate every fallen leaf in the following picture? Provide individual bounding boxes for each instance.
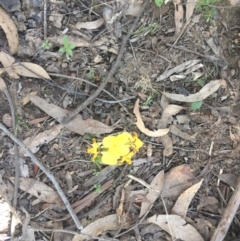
[72,214,118,241]
[139,170,164,218]
[133,99,169,137]
[2,113,12,127]
[161,164,195,200]
[12,62,51,79]
[161,105,184,126]
[0,51,19,78]
[186,0,198,21]
[173,0,184,35]
[218,173,237,188]
[170,125,196,142]
[0,7,19,54]
[148,215,204,241]
[197,196,219,211]
[171,179,203,219]
[9,177,64,206]
[76,18,104,30]
[163,80,223,102]
[116,0,142,16]
[22,125,63,156]
[21,91,38,105]
[157,59,201,82]
[29,95,114,136]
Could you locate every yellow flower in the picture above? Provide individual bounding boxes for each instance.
[87,139,100,161]
[101,150,119,165]
[131,132,143,151]
[102,132,132,157]
[119,150,136,165]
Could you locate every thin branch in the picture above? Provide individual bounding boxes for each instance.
[61,0,149,123]
[0,123,83,230]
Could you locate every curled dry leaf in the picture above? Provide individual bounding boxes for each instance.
[148,214,204,241]
[171,179,203,219]
[29,95,114,136]
[12,62,51,79]
[0,7,19,54]
[72,214,118,241]
[163,80,223,102]
[134,99,169,137]
[76,18,104,30]
[139,170,164,218]
[9,177,64,206]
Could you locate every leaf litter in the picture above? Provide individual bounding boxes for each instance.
[0,0,239,240]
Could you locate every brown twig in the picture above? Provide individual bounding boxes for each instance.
[61,1,149,124]
[0,78,20,239]
[0,123,83,230]
[210,177,240,241]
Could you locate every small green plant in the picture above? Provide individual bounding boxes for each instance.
[87,68,95,79]
[93,170,99,176]
[154,0,164,7]
[144,95,153,106]
[94,184,102,193]
[132,23,158,35]
[59,35,75,59]
[41,39,52,50]
[196,0,220,22]
[191,101,203,111]
[16,115,29,136]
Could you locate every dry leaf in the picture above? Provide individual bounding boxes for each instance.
[170,125,196,142]
[148,214,204,241]
[186,0,198,21]
[218,173,237,188]
[72,214,118,241]
[157,59,201,82]
[139,171,164,218]
[162,105,184,126]
[12,62,51,79]
[2,113,12,127]
[0,7,19,54]
[21,91,38,105]
[161,164,195,200]
[116,0,142,16]
[9,177,64,206]
[171,179,203,219]
[76,18,104,30]
[173,0,184,35]
[134,99,169,137]
[163,80,223,102]
[22,125,62,156]
[0,51,19,78]
[29,96,114,136]
[197,196,219,211]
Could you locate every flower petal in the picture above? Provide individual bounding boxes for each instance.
[101,151,119,165]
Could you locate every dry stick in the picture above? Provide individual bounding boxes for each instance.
[61,0,149,124]
[43,0,47,39]
[210,177,240,241]
[0,78,20,238]
[0,123,83,230]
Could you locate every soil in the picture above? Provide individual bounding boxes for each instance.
[0,0,240,240]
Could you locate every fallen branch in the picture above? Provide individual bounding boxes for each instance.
[0,123,83,230]
[210,177,240,241]
[61,0,149,124]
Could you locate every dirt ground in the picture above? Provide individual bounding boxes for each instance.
[0,0,240,240]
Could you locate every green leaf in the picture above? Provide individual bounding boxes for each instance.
[59,47,65,53]
[197,79,205,87]
[191,101,202,110]
[67,49,73,57]
[155,0,163,7]
[69,44,76,50]
[63,35,69,47]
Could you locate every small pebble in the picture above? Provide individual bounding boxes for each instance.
[61,63,68,69]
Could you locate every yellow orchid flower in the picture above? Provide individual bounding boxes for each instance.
[87,139,100,161]
[87,132,143,166]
